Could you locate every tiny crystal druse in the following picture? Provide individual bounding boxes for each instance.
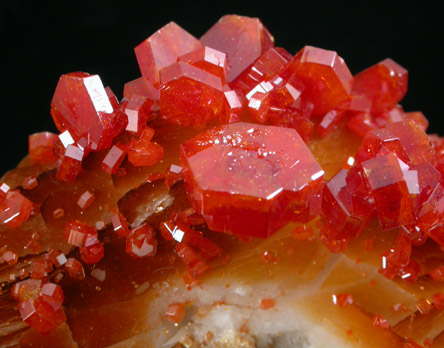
[0,15,443,347]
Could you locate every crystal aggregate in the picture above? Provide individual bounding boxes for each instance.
[0,14,443,345]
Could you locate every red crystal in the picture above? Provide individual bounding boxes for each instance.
[372,313,390,329]
[404,111,428,132]
[22,176,39,190]
[30,259,53,279]
[135,22,202,87]
[416,298,433,315]
[124,77,159,104]
[124,95,153,135]
[128,138,164,167]
[361,153,416,230]
[175,242,210,278]
[46,249,67,267]
[80,242,104,264]
[159,62,225,128]
[111,211,130,238]
[2,250,18,265]
[332,293,354,308]
[18,299,66,334]
[102,144,128,175]
[346,112,377,138]
[39,283,64,311]
[352,58,408,114]
[56,144,84,182]
[316,109,347,138]
[292,46,353,116]
[77,190,95,209]
[51,72,124,150]
[28,132,58,163]
[355,121,433,166]
[322,168,374,239]
[221,90,243,124]
[64,220,98,248]
[248,91,271,123]
[11,279,43,302]
[428,265,444,281]
[178,46,228,84]
[260,298,276,310]
[126,223,157,258]
[180,122,324,238]
[432,292,444,310]
[165,164,183,188]
[231,47,293,97]
[165,302,186,324]
[0,190,33,228]
[65,258,85,280]
[201,15,274,83]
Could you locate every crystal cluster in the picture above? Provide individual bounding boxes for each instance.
[1,14,443,343]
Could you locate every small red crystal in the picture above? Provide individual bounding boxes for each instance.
[175,243,210,277]
[180,122,324,238]
[111,212,130,238]
[260,298,276,310]
[28,132,58,163]
[372,313,390,329]
[2,250,18,265]
[64,220,98,248]
[221,90,243,124]
[102,144,128,175]
[39,283,64,311]
[30,259,53,279]
[159,62,225,128]
[56,144,84,182]
[0,190,33,228]
[292,46,353,116]
[165,302,186,324]
[201,15,274,83]
[432,292,444,310]
[179,46,228,84]
[65,258,85,280]
[128,138,164,167]
[361,153,416,230]
[135,22,202,87]
[332,293,354,308]
[22,176,39,190]
[124,95,153,135]
[77,190,95,210]
[231,47,293,98]
[353,58,408,114]
[11,279,43,302]
[51,72,124,150]
[126,223,157,258]
[79,241,104,264]
[248,91,271,123]
[322,168,374,239]
[124,77,159,104]
[18,299,66,334]
[355,121,433,166]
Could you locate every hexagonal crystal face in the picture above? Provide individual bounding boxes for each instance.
[180,122,324,238]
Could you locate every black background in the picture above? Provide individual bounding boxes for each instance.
[2,1,443,175]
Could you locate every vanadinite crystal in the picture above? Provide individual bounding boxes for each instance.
[159,61,225,128]
[51,72,126,150]
[201,15,274,83]
[135,22,203,87]
[5,13,444,346]
[180,122,324,238]
[291,46,354,116]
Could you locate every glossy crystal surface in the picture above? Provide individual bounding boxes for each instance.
[180,122,324,238]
